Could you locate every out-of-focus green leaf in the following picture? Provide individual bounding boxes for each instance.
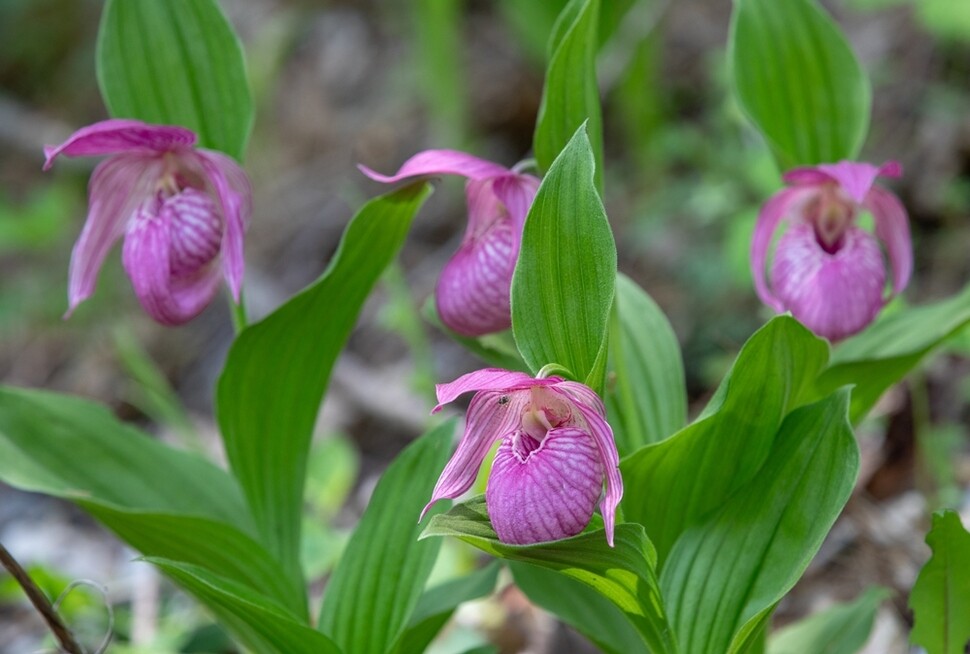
[512,124,616,391]
[414,0,467,145]
[391,562,501,654]
[661,390,858,654]
[534,0,604,191]
[422,496,677,654]
[96,0,253,160]
[621,317,829,563]
[768,587,890,654]
[606,274,686,454]
[0,387,305,616]
[217,183,431,588]
[147,559,339,654]
[909,510,970,654]
[423,300,529,372]
[510,562,648,654]
[814,284,970,422]
[729,0,870,169]
[318,420,455,654]
[916,0,970,42]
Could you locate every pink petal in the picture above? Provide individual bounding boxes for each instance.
[815,161,883,204]
[65,155,164,316]
[196,150,252,301]
[771,224,886,341]
[486,427,604,545]
[433,369,552,411]
[436,180,518,336]
[122,198,222,326]
[492,173,541,233]
[358,150,510,184]
[866,186,912,295]
[568,397,622,547]
[751,187,807,313]
[44,119,196,170]
[421,389,530,520]
[553,380,607,417]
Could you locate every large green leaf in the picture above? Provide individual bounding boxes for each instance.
[148,558,340,654]
[605,273,686,454]
[0,387,246,526]
[534,0,604,192]
[510,562,648,654]
[216,183,432,586]
[661,390,858,654]
[317,420,454,654]
[768,587,889,654]
[729,0,870,169]
[391,562,501,654]
[0,387,306,616]
[96,0,253,160]
[814,284,970,422]
[620,317,829,563]
[511,124,616,391]
[422,496,677,654]
[909,510,970,654]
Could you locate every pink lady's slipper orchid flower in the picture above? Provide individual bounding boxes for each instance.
[360,151,539,337]
[422,368,623,546]
[751,160,912,341]
[43,119,251,326]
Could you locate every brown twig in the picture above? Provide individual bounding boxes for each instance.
[0,540,85,654]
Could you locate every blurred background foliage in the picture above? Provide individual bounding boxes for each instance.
[0,0,968,651]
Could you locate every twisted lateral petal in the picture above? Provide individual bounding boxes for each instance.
[866,186,913,295]
[771,224,886,341]
[569,398,622,546]
[43,119,196,169]
[66,155,164,316]
[122,199,223,326]
[358,149,510,183]
[750,187,806,313]
[492,173,541,233]
[487,427,604,545]
[196,149,252,301]
[433,368,547,410]
[421,390,529,519]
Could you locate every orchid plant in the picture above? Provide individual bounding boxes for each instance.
[1,0,969,653]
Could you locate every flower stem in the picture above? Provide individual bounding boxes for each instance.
[0,541,86,654]
[230,293,248,335]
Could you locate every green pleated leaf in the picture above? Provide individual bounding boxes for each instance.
[729,0,871,169]
[511,124,616,390]
[534,0,604,192]
[620,316,829,564]
[909,510,970,654]
[814,284,970,422]
[661,390,858,654]
[147,558,340,654]
[605,273,686,454]
[422,496,677,654]
[318,420,454,654]
[390,562,501,654]
[510,562,648,654]
[768,587,890,654]
[96,0,253,160]
[0,387,246,526]
[0,387,305,616]
[216,183,432,587]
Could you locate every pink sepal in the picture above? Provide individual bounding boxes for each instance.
[492,173,541,233]
[433,368,554,412]
[44,119,196,170]
[196,150,252,301]
[750,187,806,313]
[783,160,903,204]
[65,155,164,316]
[866,186,912,296]
[358,149,510,184]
